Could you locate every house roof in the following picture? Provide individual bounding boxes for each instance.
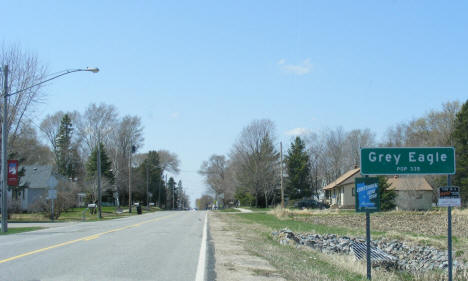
[323,168,433,192]
[323,167,360,190]
[387,176,433,191]
[19,165,57,189]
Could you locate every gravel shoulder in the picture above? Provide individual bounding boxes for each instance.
[209,212,285,281]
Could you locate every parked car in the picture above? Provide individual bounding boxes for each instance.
[295,199,329,209]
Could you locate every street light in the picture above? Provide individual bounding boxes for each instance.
[128,145,136,213]
[1,65,99,232]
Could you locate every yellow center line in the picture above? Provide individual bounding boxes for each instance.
[0,213,178,264]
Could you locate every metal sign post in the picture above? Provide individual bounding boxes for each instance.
[355,177,380,280]
[365,211,371,280]
[48,189,57,221]
[438,177,460,281]
[448,204,452,281]
[51,199,54,221]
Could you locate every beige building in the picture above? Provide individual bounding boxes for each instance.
[323,167,361,209]
[324,168,434,210]
[387,176,433,210]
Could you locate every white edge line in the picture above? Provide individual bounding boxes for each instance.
[195,212,208,281]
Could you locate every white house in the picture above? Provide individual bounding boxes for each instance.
[324,168,434,210]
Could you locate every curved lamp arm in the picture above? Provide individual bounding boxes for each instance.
[6,67,99,97]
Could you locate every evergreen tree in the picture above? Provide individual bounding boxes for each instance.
[285,136,311,199]
[138,151,162,204]
[86,142,114,184]
[454,100,468,204]
[379,176,396,211]
[56,114,74,178]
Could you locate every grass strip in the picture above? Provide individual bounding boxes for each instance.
[0,227,44,235]
[216,208,241,212]
[238,212,367,236]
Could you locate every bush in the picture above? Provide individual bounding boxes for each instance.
[28,181,81,219]
[235,187,255,206]
[7,200,22,218]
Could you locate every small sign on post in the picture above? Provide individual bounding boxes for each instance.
[355,177,380,213]
[438,186,461,207]
[47,189,57,200]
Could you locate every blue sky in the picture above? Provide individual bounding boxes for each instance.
[3,1,468,205]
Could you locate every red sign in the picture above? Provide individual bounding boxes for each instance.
[7,160,18,186]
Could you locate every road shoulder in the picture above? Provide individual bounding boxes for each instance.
[209,212,285,281]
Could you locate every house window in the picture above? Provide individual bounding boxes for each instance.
[415,194,423,199]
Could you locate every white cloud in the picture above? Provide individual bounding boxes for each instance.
[278,58,312,75]
[170,112,180,119]
[286,128,311,136]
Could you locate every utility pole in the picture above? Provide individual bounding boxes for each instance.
[280,141,284,208]
[165,174,168,209]
[97,131,102,219]
[146,163,149,209]
[128,145,132,213]
[158,177,161,208]
[1,65,8,233]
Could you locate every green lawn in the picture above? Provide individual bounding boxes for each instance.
[0,227,44,235]
[241,206,273,212]
[10,206,161,222]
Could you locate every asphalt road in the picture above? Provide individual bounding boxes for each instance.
[0,210,208,281]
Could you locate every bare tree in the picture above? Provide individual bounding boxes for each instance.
[158,150,180,174]
[344,128,375,167]
[39,111,65,152]
[0,44,47,146]
[9,120,53,165]
[199,154,227,203]
[306,132,326,199]
[107,115,144,204]
[196,194,214,210]
[231,119,279,207]
[383,101,460,147]
[76,103,118,156]
[305,127,374,198]
[322,127,347,181]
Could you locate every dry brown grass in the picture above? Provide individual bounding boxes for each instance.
[287,209,468,240]
[269,205,339,218]
[218,211,468,280]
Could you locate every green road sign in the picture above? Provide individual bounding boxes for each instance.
[355,177,380,213]
[361,147,455,175]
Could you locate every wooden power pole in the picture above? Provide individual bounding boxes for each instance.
[280,141,284,208]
